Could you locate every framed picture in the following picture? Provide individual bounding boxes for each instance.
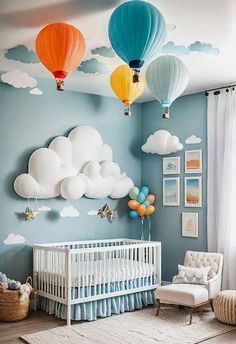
[163,157,180,175]
[163,177,180,206]
[185,177,202,207]
[182,212,199,238]
[185,149,202,173]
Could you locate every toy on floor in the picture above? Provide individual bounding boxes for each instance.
[0,272,33,301]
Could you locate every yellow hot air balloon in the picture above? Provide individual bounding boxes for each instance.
[110,65,145,116]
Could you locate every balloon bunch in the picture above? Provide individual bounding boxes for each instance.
[128,186,156,219]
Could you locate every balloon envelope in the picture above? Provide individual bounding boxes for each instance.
[146,194,156,204]
[128,199,139,210]
[129,186,139,200]
[129,210,139,219]
[143,199,150,207]
[140,185,149,196]
[137,204,146,217]
[145,205,155,216]
[137,192,146,203]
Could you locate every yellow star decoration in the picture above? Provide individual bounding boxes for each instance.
[24,207,39,221]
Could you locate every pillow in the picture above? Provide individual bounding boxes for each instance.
[172,264,211,285]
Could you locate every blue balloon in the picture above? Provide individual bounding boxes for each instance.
[108,1,167,70]
[143,200,150,207]
[129,210,139,219]
[140,185,149,196]
[137,192,145,203]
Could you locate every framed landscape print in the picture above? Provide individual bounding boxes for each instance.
[163,177,180,206]
[163,157,180,175]
[185,149,202,173]
[182,212,199,238]
[185,177,202,207]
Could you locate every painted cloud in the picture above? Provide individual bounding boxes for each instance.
[78,58,109,74]
[88,209,98,216]
[142,130,183,155]
[14,126,133,199]
[5,45,39,64]
[60,205,80,218]
[91,46,115,58]
[38,206,51,212]
[1,70,37,88]
[185,135,202,144]
[162,41,219,56]
[29,87,43,96]
[4,233,26,245]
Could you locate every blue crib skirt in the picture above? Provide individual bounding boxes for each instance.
[39,278,156,321]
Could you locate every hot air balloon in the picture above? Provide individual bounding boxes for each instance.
[146,55,189,119]
[110,65,145,116]
[108,0,166,83]
[35,22,86,91]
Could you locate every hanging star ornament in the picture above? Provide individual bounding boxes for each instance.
[97,204,118,223]
[24,207,40,221]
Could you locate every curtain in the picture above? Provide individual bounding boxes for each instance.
[207,89,236,289]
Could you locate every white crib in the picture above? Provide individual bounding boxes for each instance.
[33,238,161,325]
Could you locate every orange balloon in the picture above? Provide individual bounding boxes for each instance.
[35,22,86,91]
[137,204,146,217]
[145,205,155,216]
[146,194,156,205]
[128,200,140,210]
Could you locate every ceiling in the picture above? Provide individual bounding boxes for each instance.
[0,0,236,102]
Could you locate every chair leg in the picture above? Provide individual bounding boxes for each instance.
[210,299,214,312]
[156,299,161,316]
[189,308,194,325]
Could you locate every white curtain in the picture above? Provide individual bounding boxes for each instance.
[208,88,236,289]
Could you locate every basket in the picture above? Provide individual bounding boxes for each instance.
[0,276,32,322]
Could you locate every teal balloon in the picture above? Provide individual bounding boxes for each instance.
[146,55,189,115]
[137,192,145,203]
[140,185,149,196]
[108,1,167,69]
[143,200,150,207]
[129,210,139,219]
[129,186,139,200]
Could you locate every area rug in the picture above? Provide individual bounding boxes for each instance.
[21,307,234,344]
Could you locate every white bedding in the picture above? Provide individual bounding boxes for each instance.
[37,258,154,287]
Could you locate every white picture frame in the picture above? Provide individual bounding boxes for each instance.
[163,177,180,206]
[185,149,202,173]
[182,212,199,238]
[185,177,202,207]
[163,157,180,175]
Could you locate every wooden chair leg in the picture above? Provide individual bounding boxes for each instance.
[210,299,214,312]
[156,299,161,316]
[189,308,194,325]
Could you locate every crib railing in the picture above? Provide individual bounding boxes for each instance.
[34,239,161,325]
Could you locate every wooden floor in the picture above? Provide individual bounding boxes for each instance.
[0,310,235,344]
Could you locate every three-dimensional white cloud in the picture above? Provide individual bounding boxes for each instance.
[14,126,133,199]
[29,87,43,95]
[142,130,183,155]
[1,70,37,88]
[185,135,202,144]
[38,205,51,212]
[4,233,26,245]
[60,205,80,218]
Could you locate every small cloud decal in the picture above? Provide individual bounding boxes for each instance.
[78,58,109,74]
[185,135,202,144]
[60,205,80,218]
[162,41,219,56]
[29,87,43,96]
[4,233,26,245]
[142,130,183,155]
[91,46,115,58]
[88,209,98,216]
[38,205,51,212]
[5,45,39,64]
[1,70,37,88]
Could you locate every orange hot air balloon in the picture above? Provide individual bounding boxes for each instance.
[128,200,139,210]
[35,22,86,91]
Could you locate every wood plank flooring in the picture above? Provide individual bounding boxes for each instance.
[0,310,235,344]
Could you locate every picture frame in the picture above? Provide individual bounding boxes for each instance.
[182,212,199,238]
[185,177,202,207]
[185,149,202,173]
[163,177,180,206]
[163,156,180,175]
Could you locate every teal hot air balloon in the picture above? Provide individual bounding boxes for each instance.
[146,55,190,119]
[108,0,167,83]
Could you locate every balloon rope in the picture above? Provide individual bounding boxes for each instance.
[148,216,151,241]
[27,198,30,209]
[140,216,145,240]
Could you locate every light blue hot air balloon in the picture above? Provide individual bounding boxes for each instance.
[108,0,167,82]
[146,55,190,119]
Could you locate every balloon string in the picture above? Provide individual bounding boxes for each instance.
[148,216,151,241]
[140,216,144,240]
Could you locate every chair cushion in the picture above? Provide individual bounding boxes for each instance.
[156,284,209,307]
[173,265,210,285]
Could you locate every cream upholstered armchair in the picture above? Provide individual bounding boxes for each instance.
[156,251,223,324]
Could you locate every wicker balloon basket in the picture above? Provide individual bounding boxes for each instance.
[0,276,32,322]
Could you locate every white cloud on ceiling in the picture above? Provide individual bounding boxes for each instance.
[87,209,98,216]
[29,87,43,95]
[1,69,37,88]
[37,205,51,212]
[60,205,80,218]
[4,233,26,245]
[142,130,183,155]
[185,135,202,144]
[14,126,133,199]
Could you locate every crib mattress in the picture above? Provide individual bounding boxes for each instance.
[36,258,154,287]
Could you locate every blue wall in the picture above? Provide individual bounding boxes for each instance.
[0,79,142,282]
[141,93,207,281]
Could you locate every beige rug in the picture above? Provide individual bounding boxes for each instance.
[21,307,234,344]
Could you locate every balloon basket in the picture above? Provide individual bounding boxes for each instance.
[162,107,169,119]
[133,69,140,83]
[55,78,65,91]
[124,105,131,116]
